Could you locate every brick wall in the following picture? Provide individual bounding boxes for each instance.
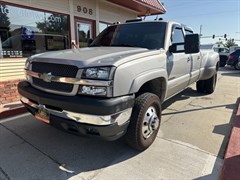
[0,80,23,105]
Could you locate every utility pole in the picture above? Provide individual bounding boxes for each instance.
[200,25,203,37]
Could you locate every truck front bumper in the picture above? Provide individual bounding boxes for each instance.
[18,81,135,140]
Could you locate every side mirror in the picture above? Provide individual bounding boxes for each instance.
[169,43,184,53]
[185,34,200,54]
[87,38,93,46]
[169,44,177,53]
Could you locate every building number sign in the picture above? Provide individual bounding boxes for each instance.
[77,6,93,15]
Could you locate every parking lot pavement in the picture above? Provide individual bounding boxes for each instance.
[0,67,239,180]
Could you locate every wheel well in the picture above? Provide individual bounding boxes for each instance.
[136,77,166,103]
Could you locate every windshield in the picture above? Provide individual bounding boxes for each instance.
[90,22,166,50]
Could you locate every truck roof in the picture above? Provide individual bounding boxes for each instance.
[115,19,193,32]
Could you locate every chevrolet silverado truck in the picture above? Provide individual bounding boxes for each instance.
[18,19,219,151]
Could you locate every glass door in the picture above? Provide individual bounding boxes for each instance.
[76,20,93,48]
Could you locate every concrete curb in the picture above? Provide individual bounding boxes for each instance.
[221,102,240,180]
[0,106,27,120]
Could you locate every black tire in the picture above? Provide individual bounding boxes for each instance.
[125,93,161,151]
[196,74,217,94]
[196,80,205,93]
[234,61,240,70]
[205,73,217,94]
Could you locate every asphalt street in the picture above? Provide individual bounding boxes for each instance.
[0,67,239,180]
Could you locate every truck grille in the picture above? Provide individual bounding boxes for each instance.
[31,62,78,93]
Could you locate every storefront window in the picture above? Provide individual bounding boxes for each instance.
[0,3,70,58]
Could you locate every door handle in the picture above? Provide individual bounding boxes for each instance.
[187,57,191,62]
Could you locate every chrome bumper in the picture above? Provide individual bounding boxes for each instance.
[21,97,132,126]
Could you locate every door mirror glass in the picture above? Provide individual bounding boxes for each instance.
[185,34,200,54]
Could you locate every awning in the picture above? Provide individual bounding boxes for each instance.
[107,0,166,16]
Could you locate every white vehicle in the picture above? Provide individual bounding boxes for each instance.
[18,19,219,150]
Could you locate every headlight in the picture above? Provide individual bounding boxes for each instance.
[80,86,107,96]
[78,66,115,97]
[82,67,113,80]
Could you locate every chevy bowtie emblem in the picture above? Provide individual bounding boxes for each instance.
[40,72,53,82]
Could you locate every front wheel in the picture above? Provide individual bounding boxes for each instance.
[125,93,161,151]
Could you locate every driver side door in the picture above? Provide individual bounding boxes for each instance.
[166,25,191,98]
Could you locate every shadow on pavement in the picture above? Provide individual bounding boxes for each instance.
[162,87,205,110]
[162,103,235,116]
[0,117,139,179]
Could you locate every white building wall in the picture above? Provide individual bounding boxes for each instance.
[73,0,96,20]
[99,1,137,23]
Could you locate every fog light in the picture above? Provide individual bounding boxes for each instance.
[80,86,107,96]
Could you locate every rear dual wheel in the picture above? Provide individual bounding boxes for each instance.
[125,93,161,151]
[196,73,217,94]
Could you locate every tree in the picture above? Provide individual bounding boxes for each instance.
[0,5,11,41]
[0,5,10,28]
[225,39,238,48]
[36,14,68,35]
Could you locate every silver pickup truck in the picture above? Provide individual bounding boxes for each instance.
[18,19,219,151]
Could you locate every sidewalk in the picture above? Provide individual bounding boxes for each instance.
[0,101,27,120]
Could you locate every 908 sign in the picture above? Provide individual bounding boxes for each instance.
[77,6,93,15]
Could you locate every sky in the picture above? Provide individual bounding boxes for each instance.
[146,0,240,45]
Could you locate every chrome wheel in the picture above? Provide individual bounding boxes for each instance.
[142,106,160,139]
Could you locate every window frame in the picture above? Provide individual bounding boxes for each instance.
[171,25,185,53]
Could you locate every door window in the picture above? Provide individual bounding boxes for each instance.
[77,22,92,48]
[172,27,184,52]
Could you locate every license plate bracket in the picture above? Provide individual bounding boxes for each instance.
[35,105,50,124]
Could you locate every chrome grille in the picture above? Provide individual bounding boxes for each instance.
[31,62,78,93]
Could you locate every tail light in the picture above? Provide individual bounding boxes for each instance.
[229,55,235,60]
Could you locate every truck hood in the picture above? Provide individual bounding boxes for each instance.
[30,47,160,68]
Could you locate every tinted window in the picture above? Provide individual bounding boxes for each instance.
[233,49,240,55]
[172,27,184,51]
[91,22,166,50]
[0,3,70,58]
[172,27,184,44]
